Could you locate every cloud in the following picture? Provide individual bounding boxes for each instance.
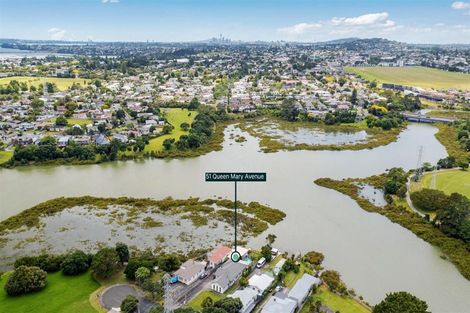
[451,1,470,9]
[48,28,66,40]
[102,0,119,3]
[331,12,395,28]
[277,22,322,35]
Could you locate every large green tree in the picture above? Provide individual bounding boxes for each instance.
[91,247,121,278]
[373,291,429,313]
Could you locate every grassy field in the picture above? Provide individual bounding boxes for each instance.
[345,66,470,90]
[187,290,225,310]
[0,150,13,164]
[428,110,470,120]
[144,108,197,153]
[0,271,100,313]
[434,124,469,164]
[303,286,370,313]
[0,76,90,91]
[411,169,470,199]
[47,118,94,126]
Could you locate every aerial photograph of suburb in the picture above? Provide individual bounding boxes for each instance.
[0,1,470,313]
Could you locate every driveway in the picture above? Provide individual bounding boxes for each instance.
[100,284,155,313]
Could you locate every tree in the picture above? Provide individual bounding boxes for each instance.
[124,259,154,280]
[213,297,243,313]
[435,193,470,237]
[373,291,429,313]
[135,267,151,285]
[162,124,174,135]
[260,245,272,262]
[91,247,121,278]
[14,254,63,273]
[188,97,201,110]
[5,266,47,296]
[157,254,181,272]
[202,296,214,308]
[279,98,299,121]
[321,270,342,292]
[163,138,175,150]
[410,189,448,212]
[121,295,139,313]
[351,88,358,105]
[303,251,324,266]
[55,115,68,126]
[115,242,129,263]
[61,250,91,275]
[266,234,277,245]
[180,122,190,131]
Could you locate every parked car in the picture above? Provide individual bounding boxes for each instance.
[256,257,266,268]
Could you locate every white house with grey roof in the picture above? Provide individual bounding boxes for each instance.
[211,261,247,293]
[174,259,206,285]
[261,296,297,313]
[229,287,258,313]
[287,273,320,308]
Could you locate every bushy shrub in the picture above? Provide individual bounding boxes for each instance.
[5,266,47,296]
[61,250,91,275]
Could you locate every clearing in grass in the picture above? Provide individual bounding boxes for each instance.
[187,290,225,310]
[303,285,370,313]
[345,66,470,90]
[144,108,197,153]
[0,76,90,91]
[0,151,13,165]
[0,270,100,313]
[411,169,470,199]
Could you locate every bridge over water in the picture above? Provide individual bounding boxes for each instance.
[402,113,455,124]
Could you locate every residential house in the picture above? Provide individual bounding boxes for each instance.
[287,273,320,308]
[211,261,247,293]
[261,296,297,313]
[174,260,206,285]
[248,274,274,294]
[207,245,231,269]
[229,287,258,313]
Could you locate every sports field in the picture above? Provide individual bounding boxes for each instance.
[0,271,99,313]
[0,76,90,91]
[411,169,470,199]
[345,66,470,90]
[144,108,197,152]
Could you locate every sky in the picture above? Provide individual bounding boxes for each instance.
[0,0,469,44]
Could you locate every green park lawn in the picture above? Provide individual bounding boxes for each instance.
[187,290,225,311]
[303,286,370,313]
[0,150,13,164]
[345,66,470,90]
[412,169,470,199]
[47,118,94,126]
[0,271,100,313]
[0,76,90,91]
[144,108,197,153]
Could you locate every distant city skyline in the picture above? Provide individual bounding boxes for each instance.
[0,0,469,44]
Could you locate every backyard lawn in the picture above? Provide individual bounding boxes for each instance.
[187,290,225,310]
[345,66,470,90]
[303,286,370,313]
[411,169,470,199]
[0,150,13,164]
[0,76,90,91]
[0,270,100,313]
[144,108,197,153]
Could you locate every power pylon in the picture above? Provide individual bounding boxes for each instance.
[163,274,174,313]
